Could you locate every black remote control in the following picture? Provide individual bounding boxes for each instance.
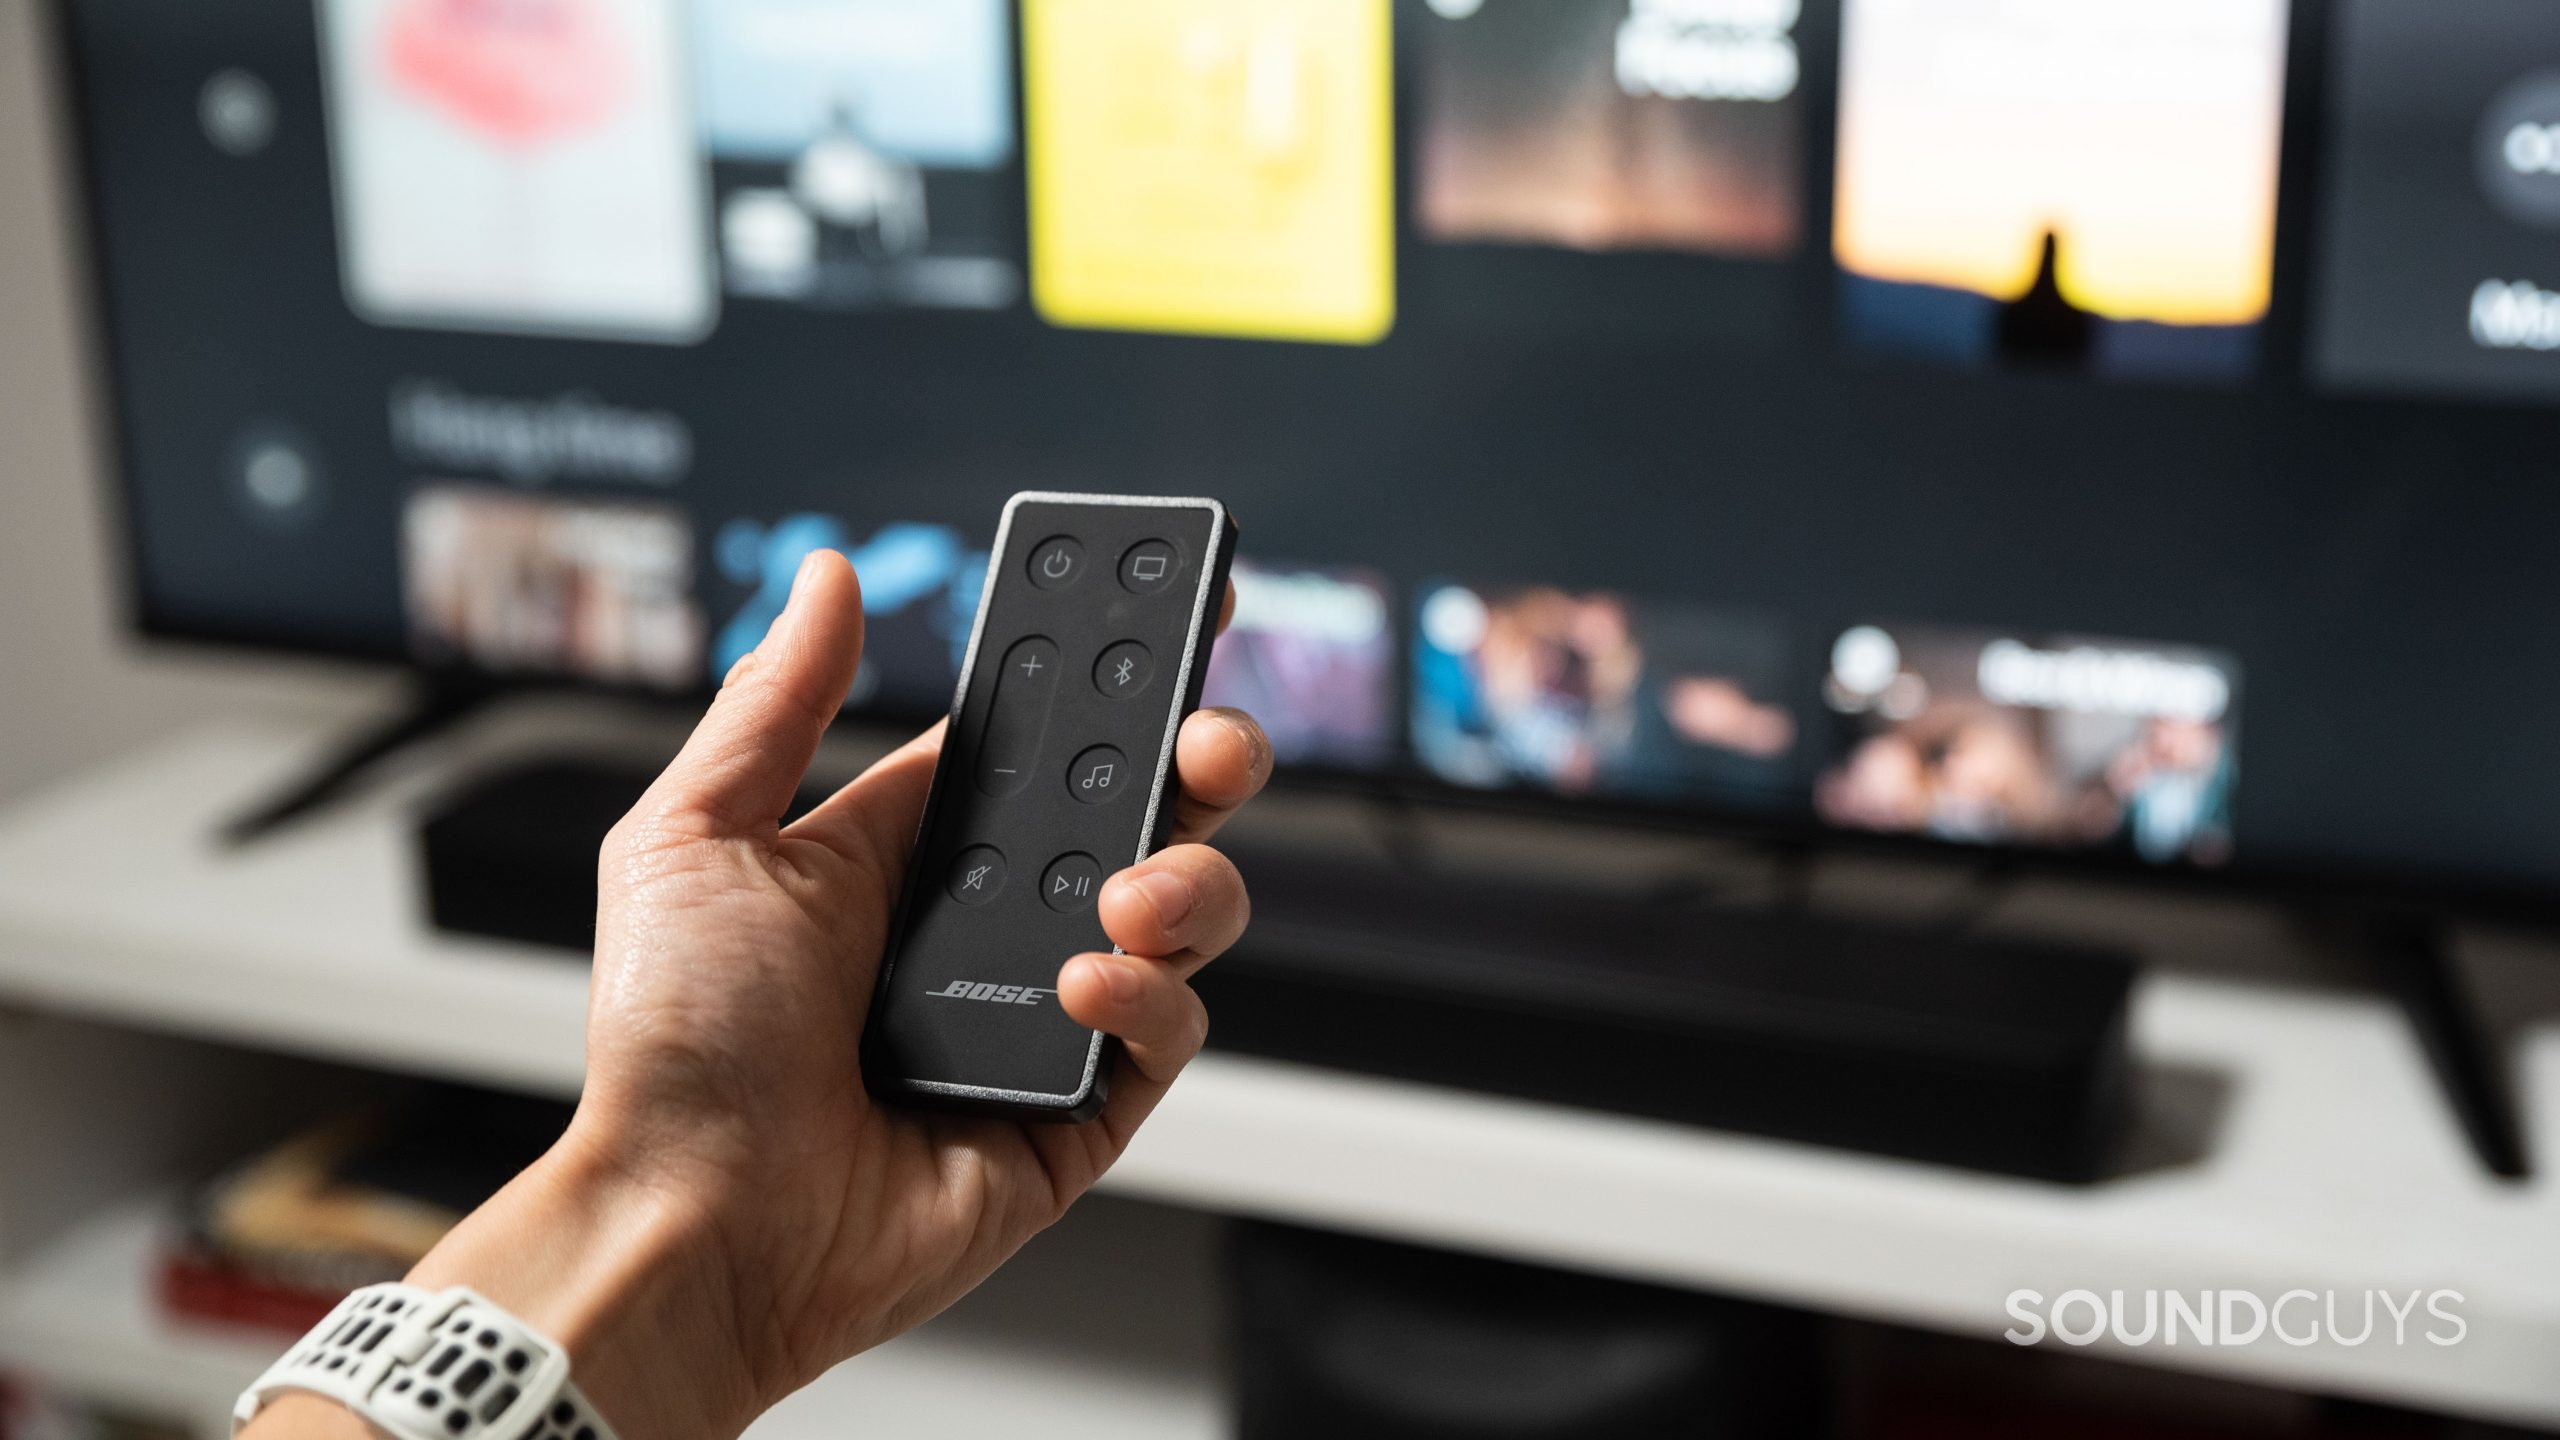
[863,493,1239,1121]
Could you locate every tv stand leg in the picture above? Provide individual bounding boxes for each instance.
[218,673,501,847]
[2363,916,2529,1180]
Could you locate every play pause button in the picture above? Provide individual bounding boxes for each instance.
[1041,852,1103,913]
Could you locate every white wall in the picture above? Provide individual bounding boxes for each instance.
[0,0,378,805]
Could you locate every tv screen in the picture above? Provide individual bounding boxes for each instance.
[49,0,2560,906]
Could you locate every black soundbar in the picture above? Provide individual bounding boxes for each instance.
[1194,844,2137,1183]
[418,759,2134,1180]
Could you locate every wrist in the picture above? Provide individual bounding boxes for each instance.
[402,1132,763,1440]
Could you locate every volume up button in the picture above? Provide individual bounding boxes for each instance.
[976,636,1062,796]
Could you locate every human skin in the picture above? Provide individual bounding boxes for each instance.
[243,550,1270,1440]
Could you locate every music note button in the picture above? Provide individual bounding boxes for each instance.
[1067,745,1128,805]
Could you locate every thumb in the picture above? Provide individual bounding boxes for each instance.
[635,548,864,838]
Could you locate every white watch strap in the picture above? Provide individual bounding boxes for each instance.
[233,1283,621,1440]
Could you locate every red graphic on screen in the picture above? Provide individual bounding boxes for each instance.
[385,0,630,148]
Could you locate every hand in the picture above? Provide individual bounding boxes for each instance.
[255,550,1270,1440]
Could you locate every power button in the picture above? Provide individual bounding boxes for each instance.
[1026,536,1084,591]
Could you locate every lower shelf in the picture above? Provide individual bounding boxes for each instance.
[0,1188,1225,1440]
[0,1190,278,1436]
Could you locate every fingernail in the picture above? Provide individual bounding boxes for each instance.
[1231,712,1272,778]
[1132,869,1194,929]
[788,549,826,605]
[1086,955,1141,1005]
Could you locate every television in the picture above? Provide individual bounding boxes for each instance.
[46,0,2560,916]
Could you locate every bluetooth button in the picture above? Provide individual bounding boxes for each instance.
[1093,640,1154,699]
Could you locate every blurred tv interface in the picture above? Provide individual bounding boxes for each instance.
[696,0,1020,312]
[1413,0,1802,260]
[1413,582,1800,809]
[1832,0,2289,380]
[2315,0,2560,400]
[705,514,985,715]
[402,486,704,689]
[317,0,717,340]
[1816,626,2237,865]
[1204,562,1399,770]
[63,0,2560,895]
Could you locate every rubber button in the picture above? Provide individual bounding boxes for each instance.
[1041,853,1103,913]
[947,846,1006,904]
[975,636,1061,795]
[1027,536,1084,591]
[1094,640,1154,699]
[1118,539,1181,594]
[1067,744,1129,804]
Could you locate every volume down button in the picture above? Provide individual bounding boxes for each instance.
[976,636,1062,796]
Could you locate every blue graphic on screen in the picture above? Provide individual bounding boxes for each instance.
[712,515,987,710]
[693,0,1014,166]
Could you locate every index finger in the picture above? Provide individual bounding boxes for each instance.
[1162,707,1271,846]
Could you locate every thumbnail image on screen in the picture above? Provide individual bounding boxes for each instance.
[1815,625,2236,864]
[1023,0,1396,344]
[1832,0,2289,381]
[402,486,704,689]
[1413,582,1797,803]
[2314,0,2560,403]
[708,514,986,715]
[317,0,716,341]
[694,0,1018,312]
[1200,561,1397,769]
[1413,0,1801,260]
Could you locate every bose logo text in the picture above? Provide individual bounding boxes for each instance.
[929,980,1054,1006]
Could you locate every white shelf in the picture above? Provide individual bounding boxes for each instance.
[0,1187,1219,1440]
[4,716,2560,1427]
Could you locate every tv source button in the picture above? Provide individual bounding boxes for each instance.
[1028,535,1085,591]
[1119,538,1181,594]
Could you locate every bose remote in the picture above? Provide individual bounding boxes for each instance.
[863,493,1238,1121]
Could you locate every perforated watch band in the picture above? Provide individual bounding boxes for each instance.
[233,1283,622,1440]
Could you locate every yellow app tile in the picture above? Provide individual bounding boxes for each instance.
[1025,0,1394,345]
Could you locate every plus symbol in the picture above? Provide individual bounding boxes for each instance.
[1020,654,1044,678]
